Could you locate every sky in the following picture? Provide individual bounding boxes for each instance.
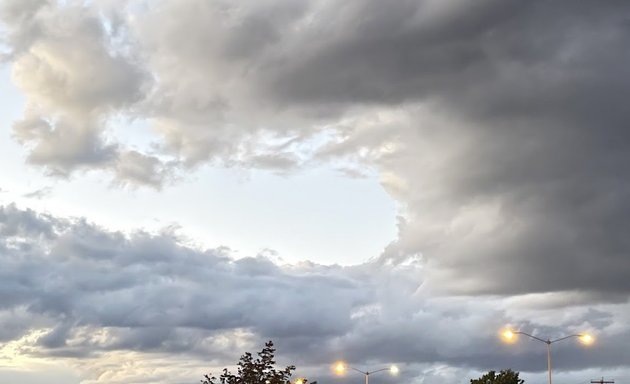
[1,0,630,383]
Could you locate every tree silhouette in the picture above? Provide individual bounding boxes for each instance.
[470,369,524,384]
[202,341,316,384]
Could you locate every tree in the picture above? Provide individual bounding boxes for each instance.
[470,370,524,384]
[202,341,316,384]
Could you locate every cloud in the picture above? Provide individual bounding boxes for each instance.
[3,1,630,382]
[12,113,117,175]
[22,186,52,200]
[1,204,630,383]
[2,0,630,309]
[1,0,167,187]
[112,150,177,189]
[0,0,47,60]
[257,0,630,297]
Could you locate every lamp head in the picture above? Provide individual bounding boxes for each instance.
[579,333,594,345]
[501,329,517,342]
[334,362,346,375]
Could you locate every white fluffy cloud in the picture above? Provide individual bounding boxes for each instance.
[1,0,172,186]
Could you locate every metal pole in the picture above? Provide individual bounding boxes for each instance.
[547,342,552,384]
[365,373,369,384]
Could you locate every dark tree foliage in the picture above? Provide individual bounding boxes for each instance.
[470,370,524,384]
[202,341,316,384]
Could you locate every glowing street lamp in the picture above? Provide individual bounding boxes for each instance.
[500,328,594,384]
[334,361,399,384]
[502,329,516,342]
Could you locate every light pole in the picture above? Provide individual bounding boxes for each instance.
[501,329,594,384]
[334,361,399,384]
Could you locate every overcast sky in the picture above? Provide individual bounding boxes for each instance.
[1,1,630,383]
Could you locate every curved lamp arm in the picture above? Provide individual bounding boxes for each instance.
[549,334,584,344]
[513,331,549,344]
[514,331,587,344]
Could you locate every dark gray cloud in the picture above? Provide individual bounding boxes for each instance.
[264,1,630,108]
[274,0,630,297]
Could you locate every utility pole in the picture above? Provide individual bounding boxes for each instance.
[591,378,614,384]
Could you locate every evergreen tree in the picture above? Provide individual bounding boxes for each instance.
[202,341,316,384]
[470,369,524,384]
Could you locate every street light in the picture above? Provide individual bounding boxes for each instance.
[501,329,594,384]
[334,361,399,384]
